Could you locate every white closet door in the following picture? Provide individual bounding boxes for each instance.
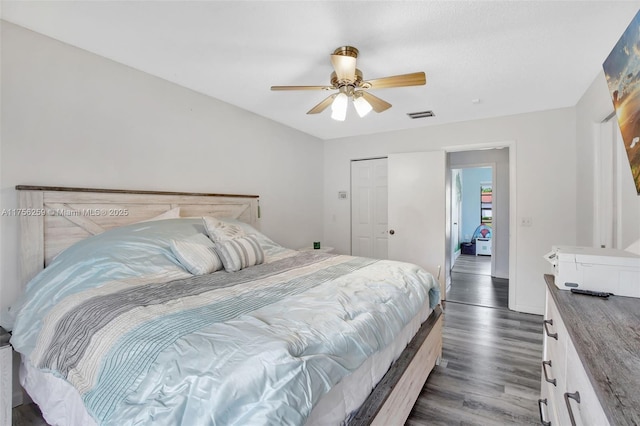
[351,158,388,259]
[388,151,446,297]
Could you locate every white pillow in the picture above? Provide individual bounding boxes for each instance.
[170,233,223,275]
[214,235,264,272]
[139,207,181,223]
[203,216,246,242]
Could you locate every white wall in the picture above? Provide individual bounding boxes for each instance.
[323,108,577,314]
[0,22,324,321]
[576,71,640,248]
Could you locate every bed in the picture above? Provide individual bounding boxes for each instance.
[7,185,443,426]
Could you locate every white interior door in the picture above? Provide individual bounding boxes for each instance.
[351,158,388,259]
[388,151,446,298]
[451,169,462,261]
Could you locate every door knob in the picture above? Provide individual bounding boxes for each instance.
[389,229,395,235]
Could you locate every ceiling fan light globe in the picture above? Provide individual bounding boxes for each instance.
[331,93,348,121]
[331,107,347,121]
[353,96,373,118]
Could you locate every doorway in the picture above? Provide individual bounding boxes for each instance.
[451,167,493,276]
[447,149,510,310]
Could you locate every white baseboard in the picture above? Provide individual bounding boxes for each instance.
[513,303,544,315]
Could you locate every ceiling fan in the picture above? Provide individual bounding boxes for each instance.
[271,46,426,121]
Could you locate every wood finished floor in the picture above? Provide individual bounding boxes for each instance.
[451,254,492,276]
[448,255,509,310]
[406,301,543,425]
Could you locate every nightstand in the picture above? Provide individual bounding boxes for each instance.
[298,246,335,254]
[0,326,11,426]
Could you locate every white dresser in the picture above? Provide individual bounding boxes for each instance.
[540,275,640,425]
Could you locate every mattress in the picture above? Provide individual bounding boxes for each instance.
[8,218,440,425]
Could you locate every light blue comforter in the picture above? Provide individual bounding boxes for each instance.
[9,219,440,425]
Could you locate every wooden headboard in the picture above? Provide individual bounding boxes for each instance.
[16,185,259,288]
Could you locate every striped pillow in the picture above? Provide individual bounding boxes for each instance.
[203,216,247,242]
[170,233,223,275]
[214,234,265,272]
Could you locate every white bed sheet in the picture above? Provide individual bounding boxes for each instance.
[21,303,432,426]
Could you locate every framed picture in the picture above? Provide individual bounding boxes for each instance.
[603,9,640,195]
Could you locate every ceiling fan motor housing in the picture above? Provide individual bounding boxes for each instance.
[333,46,359,58]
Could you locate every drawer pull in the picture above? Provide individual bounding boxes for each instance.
[543,319,558,340]
[542,360,557,386]
[564,391,581,426]
[538,398,552,426]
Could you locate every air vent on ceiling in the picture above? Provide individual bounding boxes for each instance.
[407,110,435,119]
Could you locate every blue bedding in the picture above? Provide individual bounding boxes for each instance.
[9,218,440,425]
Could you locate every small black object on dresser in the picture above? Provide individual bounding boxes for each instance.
[570,288,613,298]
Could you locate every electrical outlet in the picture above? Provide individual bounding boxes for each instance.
[338,191,348,200]
[521,217,532,227]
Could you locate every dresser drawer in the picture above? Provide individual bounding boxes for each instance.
[539,380,558,426]
[543,292,567,390]
[563,341,610,426]
[543,365,572,426]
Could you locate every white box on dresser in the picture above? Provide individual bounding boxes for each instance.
[0,327,11,426]
[544,246,640,297]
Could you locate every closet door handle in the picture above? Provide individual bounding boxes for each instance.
[542,360,557,386]
[389,229,395,235]
[564,391,581,426]
[543,319,558,340]
[538,398,551,426]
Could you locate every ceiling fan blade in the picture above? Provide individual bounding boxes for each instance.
[360,92,392,113]
[365,72,426,89]
[271,85,332,91]
[307,94,338,114]
[330,54,357,82]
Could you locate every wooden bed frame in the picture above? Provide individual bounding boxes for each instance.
[16,185,443,425]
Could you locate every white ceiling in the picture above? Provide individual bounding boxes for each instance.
[2,1,639,140]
